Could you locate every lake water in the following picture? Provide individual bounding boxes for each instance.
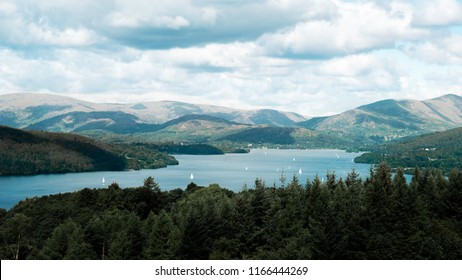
[0,149,372,209]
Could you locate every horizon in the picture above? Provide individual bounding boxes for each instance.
[0,1,461,116]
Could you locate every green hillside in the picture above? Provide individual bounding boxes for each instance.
[355,127,462,173]
[0,126,177,176]
[221,126,296,144]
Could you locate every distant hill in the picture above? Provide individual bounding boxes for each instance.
[354,127,462,173]
[26,111,160,134]
[221,127,296,145]
[135,114,251,143]
[2,93,461,148]
[0,126,177,176]
[0,93,307,128]
[298,94,462,141]
[158,114,239,129]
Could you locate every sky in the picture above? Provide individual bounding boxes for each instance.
[0,0,461,116]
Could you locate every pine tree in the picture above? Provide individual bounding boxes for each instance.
[0,213,32,260]
[143,210,181,259]
[40,220,95,259]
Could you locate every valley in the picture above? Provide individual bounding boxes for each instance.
[1,93,462,175]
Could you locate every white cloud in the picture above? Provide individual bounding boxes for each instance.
[0,0,461,117]
[259,1,428,57]
[0,1,16,14]
[106,12,190,29]
[402,34,462,65]
[104,0,216,29]
[28,25,99,46]
[267,0,339,20]
[412,0,462,27]
[318,53,400,91]
[0,0,101,47]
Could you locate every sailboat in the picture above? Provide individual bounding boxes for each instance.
[299,168,302,174]
[190,173,194,180]
[102,177,106,185]
[245,166,248,171]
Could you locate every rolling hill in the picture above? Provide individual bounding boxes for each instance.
[354,127,462,173]
[1,93,461,148]
[0,126,178,176]
[26,111,160,134]
[298,94,462,141]
[0,93,307,128]
[133,114,251,143]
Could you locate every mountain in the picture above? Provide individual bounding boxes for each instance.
[354,127,462,173]
[2,93,461,147]
[134,114,251,143]
[0,93,307,129]
[0,125,177,176]
[298,94,462,141]
[25,111,160,134]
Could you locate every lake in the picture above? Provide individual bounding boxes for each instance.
[0,149,372,209]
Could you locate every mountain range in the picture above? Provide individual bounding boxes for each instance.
[298,94,462,140]
[1,93,461,147]
[0,93,306,129]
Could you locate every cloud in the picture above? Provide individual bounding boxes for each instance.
[0,0,102,48]
[258,1,429,58]
[412,0,462,27]
[0,0,461,117]
[401,34,462,65]
[318,53,400,91]
[99,0,306,49]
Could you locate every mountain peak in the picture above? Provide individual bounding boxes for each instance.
[0,93,307,129]
[297,93,462,140]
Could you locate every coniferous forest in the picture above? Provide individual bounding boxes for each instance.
[0,163,461,260]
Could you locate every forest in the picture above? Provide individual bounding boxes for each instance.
[0,125,178,176]
[355,127,462,174]
[0,163,461,260]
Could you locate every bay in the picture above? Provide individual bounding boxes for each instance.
[0,149,371,209]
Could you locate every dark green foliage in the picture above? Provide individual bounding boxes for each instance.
[137,142,225,155]
[39,220,95,259]
[143,210,181,259]
[0,213,32,259]
[85,210,143,259]
[0,125,178,176]
[221,127,296,144]
[355,127,462,174]
[1,165,461,260]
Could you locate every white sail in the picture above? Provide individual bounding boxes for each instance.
[102,177,105,184]
[190,173,194,180]
[299,168,302,174]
